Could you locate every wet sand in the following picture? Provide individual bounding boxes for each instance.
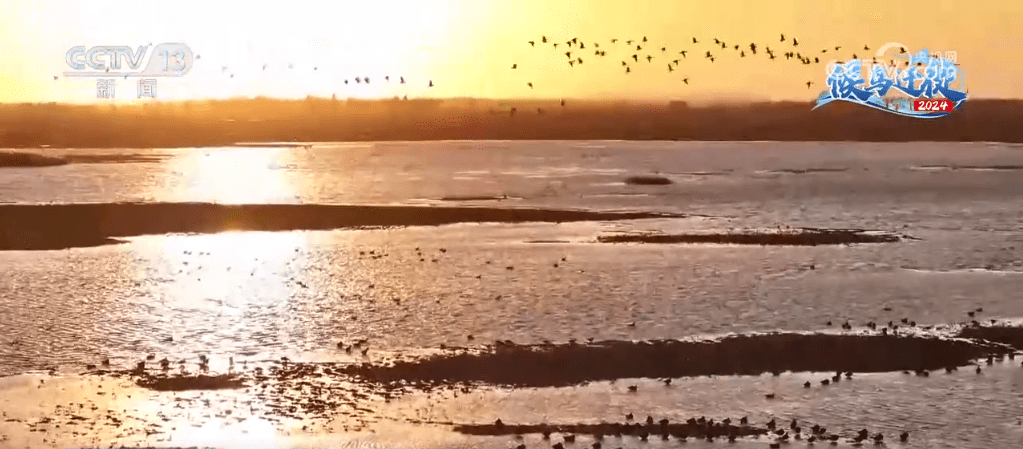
[0,203,680,251]
[331,332,1015,388]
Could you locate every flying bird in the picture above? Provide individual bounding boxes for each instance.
[668,64,674,72]
[750,43,757,53]
[542,36,547,43]
[568,60,575,66]
[835,46,841,51]
[553,43,559,48]
[566,51,572,58]
[741,51,745,57]
[683,78,689,85]
[864,44,870,50]
[577,57,583,64]
[714,38,720,44]
[529,41,535,46]
[611,39,618,43]
[632,54,639,61]
[661,47,666,52]
[622,61,628,66]
[680,50,687,57]
[793,38,799,46]
[637,45,642,50]
[580,42,585,49]
[626,39,634,44]
[511,64,517,69]
[806,81,814,88]
[646,55,653,62]
[385,76,390,81]
[400,76,405,83]
[53,76,58,80]
[692,37,698,43]
[780,34,786,42]
[262,64,267,70]
[429,80,434,87]
[527,82,533,88]
[734,44,739,50]
[626,67,631,73]
[642,36,647,42]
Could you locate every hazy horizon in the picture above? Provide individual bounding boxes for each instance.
[1,0,1019,104]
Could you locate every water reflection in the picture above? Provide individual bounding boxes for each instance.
[156,147,309,204]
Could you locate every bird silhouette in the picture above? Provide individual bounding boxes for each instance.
[344,79,348,84]
[529,41,535,46]
[822,49,828,53]
[734,44,739,50]
[661,47,666,52]
[622,61,628,66]
[365,77,370,83]
[553,43,559,48]
[542,36,547,43]
[637,45,642,50]
[566,51,572,58]
[262,64,267,70]
[864,44,870,50]
[527,82,533,88]
[721,42,727,49]
[692,37,698,43]
[511,64,517,69]
[568,60,574,66]
[626,39,634,44]
[814,57,819,63]
[642,36,647,42]
[835,46,841,51]
[632,54,639,61]
[793,38,799,46]
[741,51,746,57]
[611,39,618,43]
[400,76,406,84]
[355,77,361,83]
[852,53,858,59]
[577,57,583,64]
[806,81,814,88]
[646,55,653,62]
[680,50,687,57]
[625,67,631,73]
[714,38,720,44]
[780,34,786,42]
[668,64,674,72]
[385,76,390,81]
[53,76,58,80]
[428,80,434,87]
[682,78,689,85]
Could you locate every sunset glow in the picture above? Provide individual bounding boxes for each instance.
[0,0,1020,103]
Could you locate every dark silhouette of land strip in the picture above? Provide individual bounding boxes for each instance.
[1,98,1022,149]
[957,326,1023,350]
[0,202,680,251]
[333,334,1014,388]
[597,228,904,246]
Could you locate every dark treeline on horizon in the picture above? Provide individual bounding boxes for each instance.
[1,97,1020,148]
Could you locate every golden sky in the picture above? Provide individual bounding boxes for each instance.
[1,0,1019,103]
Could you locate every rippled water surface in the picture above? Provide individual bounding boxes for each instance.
[1,141,1023,448]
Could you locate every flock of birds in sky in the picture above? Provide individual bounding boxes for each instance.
[504,33,917,114]
[51,33,916,107]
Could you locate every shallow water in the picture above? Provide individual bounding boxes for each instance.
[1,141,1023,448]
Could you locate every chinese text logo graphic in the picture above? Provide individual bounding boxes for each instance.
[814,42,967,118]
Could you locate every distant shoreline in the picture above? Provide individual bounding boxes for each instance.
[2,98,1021,148]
